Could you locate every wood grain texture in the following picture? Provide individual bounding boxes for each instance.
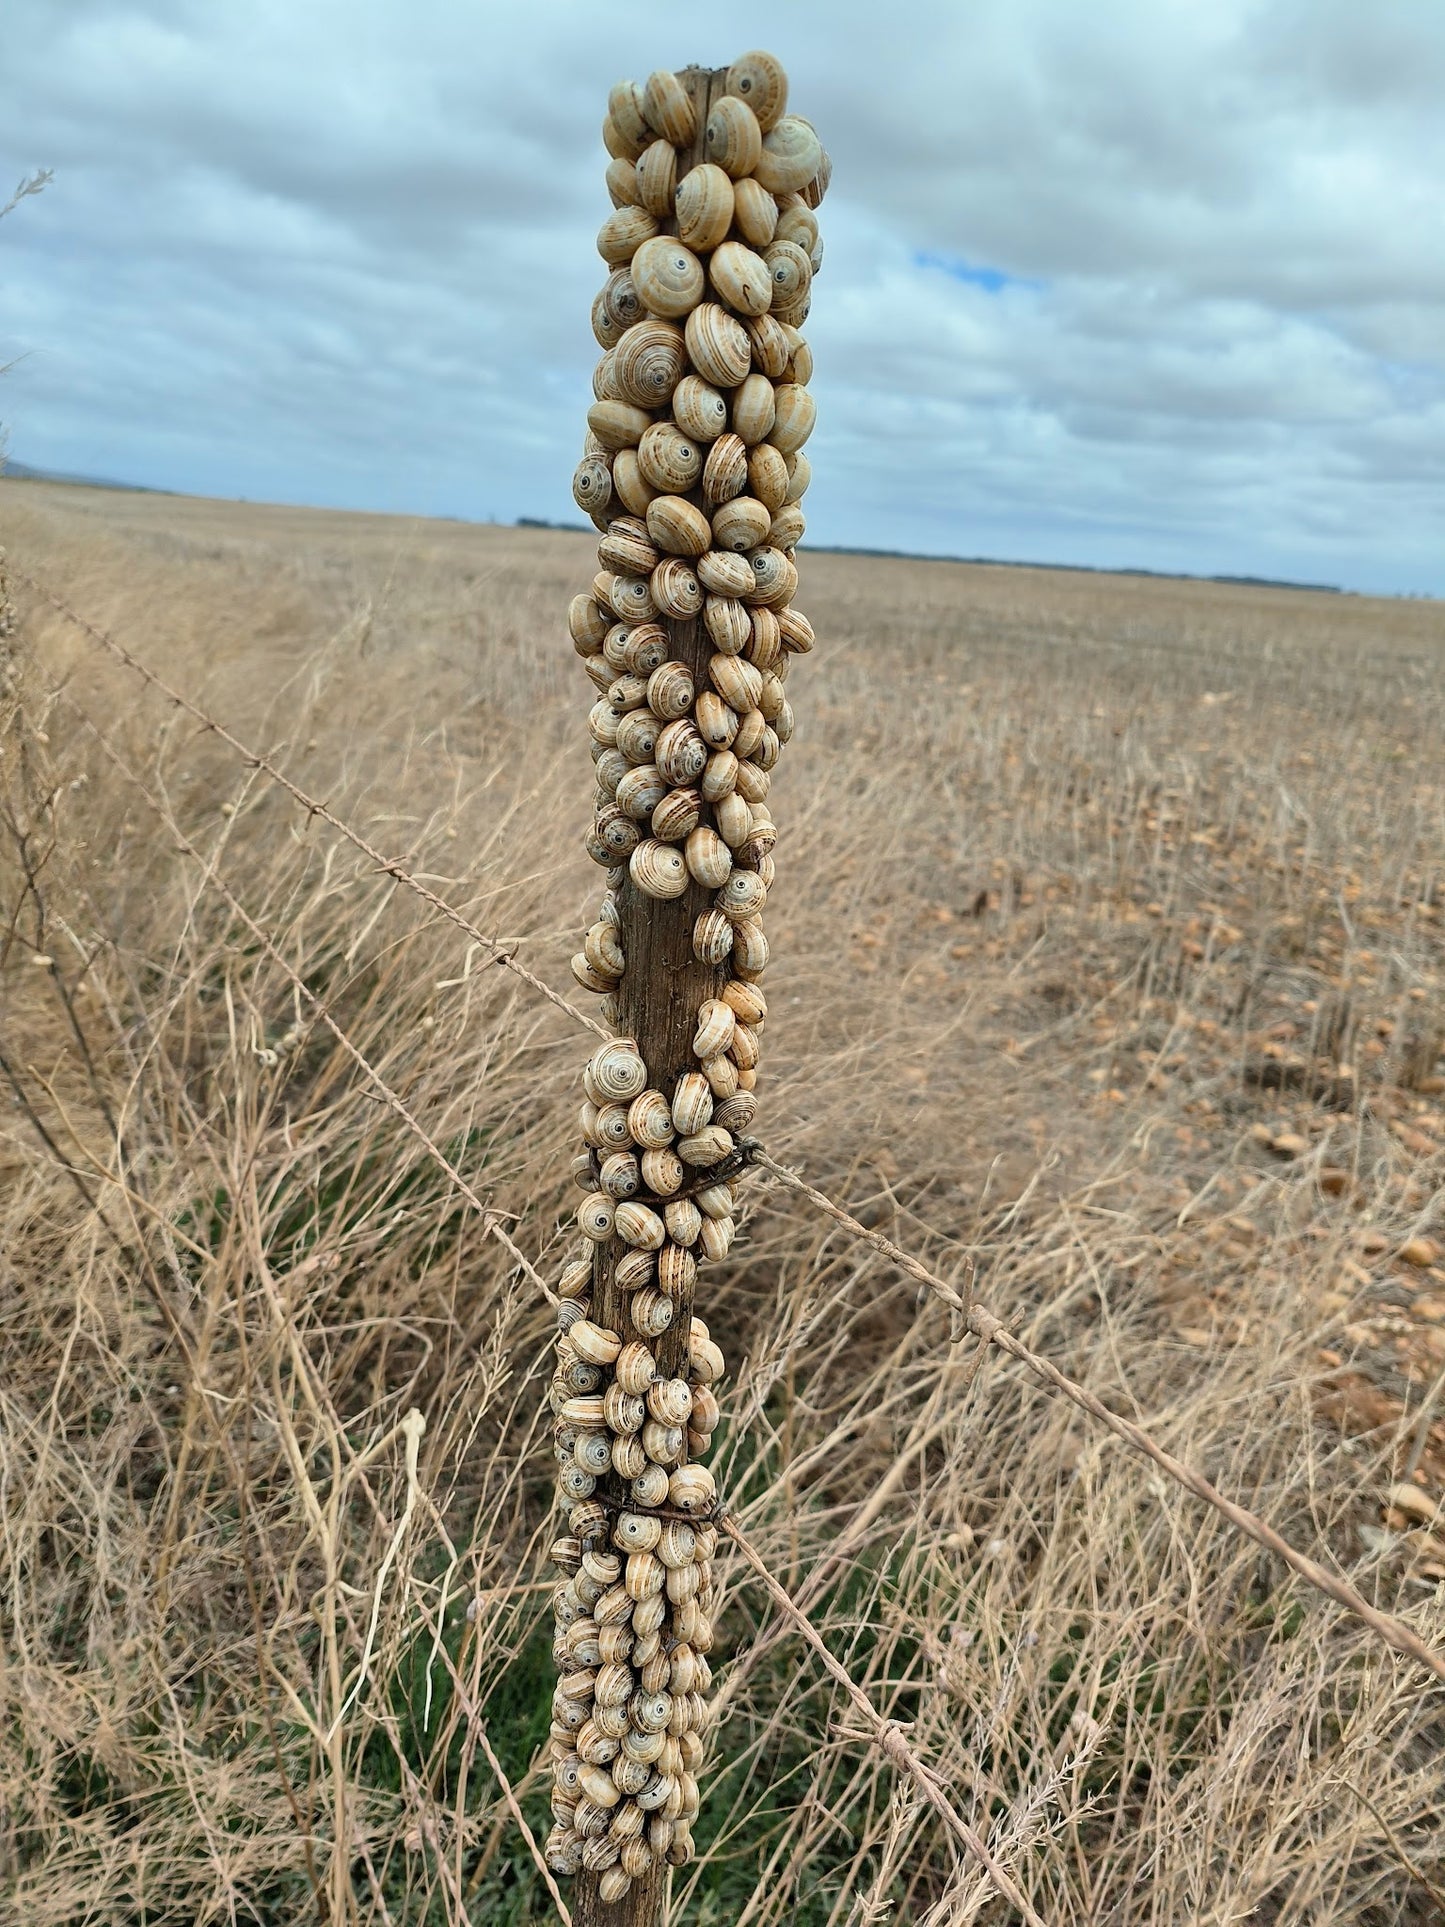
[573,62,730,1927]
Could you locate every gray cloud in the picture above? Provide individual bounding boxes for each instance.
[3,0,1441,592]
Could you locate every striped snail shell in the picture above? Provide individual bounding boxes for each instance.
[614,1200,666,1251]
[575,1430,614,1474]
[686,827,733,891]
[745,547,798,607]
[578,1194,616,1242]
[668,1465,717,1515]
[611,570,659,623]
[613,320,687,409]
[781,326,813,385]
[673,162,735,253]
[593,285,626,350]
[583,922,625,978]
[702,1052,739,1100]
[695,548,754,597]
[569,592,611,653]
[651,787,701,843]
[559,1255,595,1299]
[657,1240,697,1296]
[694,690,738,748]
[546,1825,585,1876]
[603,1384,645,1433]
[778,605,814,653]
[671,1073,713,1137]
[730,1020,762,1070]
[774,201,818,255]
[615,763,668,822]
[599,1149,641,1199]
[598,203,659,265]
[613,1433,648,1480]
[709,240,772,318]
[631,237,705,320]
[625,1549,665,1599]
[614,1247,656,1291]
[712,1087,758,1136]
[629,838,688,899]
[598,515,657,577]
[802,147,832,207]
[764,239,812,313]
[623,1722,665,1765]
[640,1147,684,1196]
[637,421,702,494]
[630,1287,675,1338]
[631,1461,670,1507]
[645,660,695,721]
[588,400,653,453]
[651,557,703,620]
[733,175,780,248]
[592,348,624,403]
[693,1181,735,1223]
[701,431,748,507]
[731,917,770,974]
[725,50,789,132]
[589,1039,648,1102]
[626,1087,675,1149]
[756,668,786,720]
[770,503,806,550]
[734,757,770,805]
[606,80,650,158]
[573,457,613,520]
[745,312,791,380]
[617,620,670,674]
[770,382,816,454]
[614,1340,657,1395]
[729,373,776,446]
[692,906,735,964]
[713,791,752,849]
[605,156,641,209]
[642,69,696,145]
[605,669,650,713]
[602,266,645,331]
[679,1125,733,1167]
[595,803,640,855]
[654,719,706,787]
[646,495,712,558]
[774,698,795,743]
[705,94,763,179]
[670,375,729,444]
[747,442,789,510]
[685,304,752,390]
[692,999,737,1059]
[710,652,763,711]
[641,1418,684,1465]
[784,449,811,503]
[597,1622,635,1664]
[711,495,772,552]
[718,869,767,922]
[745,604,783,668]
[559,1462,597,1500]
[582,653,617,693]
[635,138,677,218]
[612,447,657,516]
[569,1497,609,1544]
[702,601,749,660]
[647,1377,693,1426]
[755,115,823,195]
[638,1651,671,1696]
[598,1868,633,1904]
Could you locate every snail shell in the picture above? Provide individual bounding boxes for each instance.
[733,760,770,805]
[560,1392,606,1432]
[650,557,703,620]
[718,870,767,922]
[573,956,612,1000]
[705,94,763,179]
[631,237,705,320]
[692,906,735,964]
[614,1247,656,1291]
[694,549,753,597]
[636,421,701,495]
[559,1462,597,1500]
[603,267,645,332]
[730,1020,762,1071]
[757,668,786,720]
[784,449,811,502]
[613,1755,652,1799]
[612,447,657,516]
[641,1147,684,1195]
[625,1549,666,1600]
[733,175,780,248]
[755,115,823,195]
[575,1722,617,1766]
[729,372,776,446]
[588,400,653,452]
[593,351,623,407]
[569,1498,609,1544]
[645,659,695,721]
[746,442,789,510]
[711,495,772,552]
[701,431,748,506]
[603,1384,646,1433]
[692,998,737,1059]
[694,1182,735,1225]
[745,604,783,668]
[606,80,650,158]
[617,620,670,674]
[670,375,729,444]
[745,312,791,379]
[646,495,711,557]
[674,163,735,252]
[668,1465,717,1515]
[599,1149,641,1199]
[605,156,641,209]
[774,698,795,743]
[731,917,770,974]
[770,382,816,453]
[774,201,817,255]
[580,1761,622,1809]
[626,1088,675,1150]
[629,835,688,903]
[630,1287,675,1338]
[605,670,649,713]
[781,326,813,385]
[545,1825,585,1877]
[559,1255,595,1298]
[709,240,772,318]
[713,791,752,849]
[620,1835,655,1879]
[635,138,677,218]
[769,503,806,549]
[614,1340,657,1396]
[612,1434,648,1480]
[647,1377,693,1426]
[615,763,668,822]
[685,304,752,390]
[573,457,613,521]
[657,1240,696,1296]
[802,147,832,207]
[778,605,814,653]
[598,203,659,265]
[568,593,611,652]
[583,654,616,692]
[745,547,798,607]
[575,1430,614,1475]
[594,281,626,346]
[764,239,812,312]
[686,826,733,890]
[679,1125,733,1167]
[613,320,686,409]
[710,652,763,711]
[702,597,750,658]
[598,1868,632,1905]
[614,1200,666,1251]
[654,719,706,787]
[632,1461,670,1507]
[583,922,625,979]
[651,787,701,842]
[598,516,658,576]
[694,690,738,748]
[641,1417,684,1465]
[589,1039,649,1102]
[642,69,695,145]
[577,1194,616,1241]
[729,709,763,762]
[725,50,789,132]
[702,1052,739,1100]
[671,1074,712,1137]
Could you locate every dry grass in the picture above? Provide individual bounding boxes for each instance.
[2,476,1444,1924]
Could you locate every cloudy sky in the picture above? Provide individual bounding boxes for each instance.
[4,0,1442,594]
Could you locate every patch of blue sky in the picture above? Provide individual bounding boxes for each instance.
[913,250,1042,294]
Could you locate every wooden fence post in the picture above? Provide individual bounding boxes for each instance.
[544,52,828,1925]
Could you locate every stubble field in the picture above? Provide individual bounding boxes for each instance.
[2,476,1444,1924]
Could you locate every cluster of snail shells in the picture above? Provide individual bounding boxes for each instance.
[544,1040,730,1892]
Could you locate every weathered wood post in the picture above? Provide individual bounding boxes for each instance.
[544,51,827,1925]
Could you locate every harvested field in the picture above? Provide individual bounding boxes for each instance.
[2,476,1443,1923]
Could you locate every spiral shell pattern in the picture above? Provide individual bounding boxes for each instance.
[552,50,825,1897]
